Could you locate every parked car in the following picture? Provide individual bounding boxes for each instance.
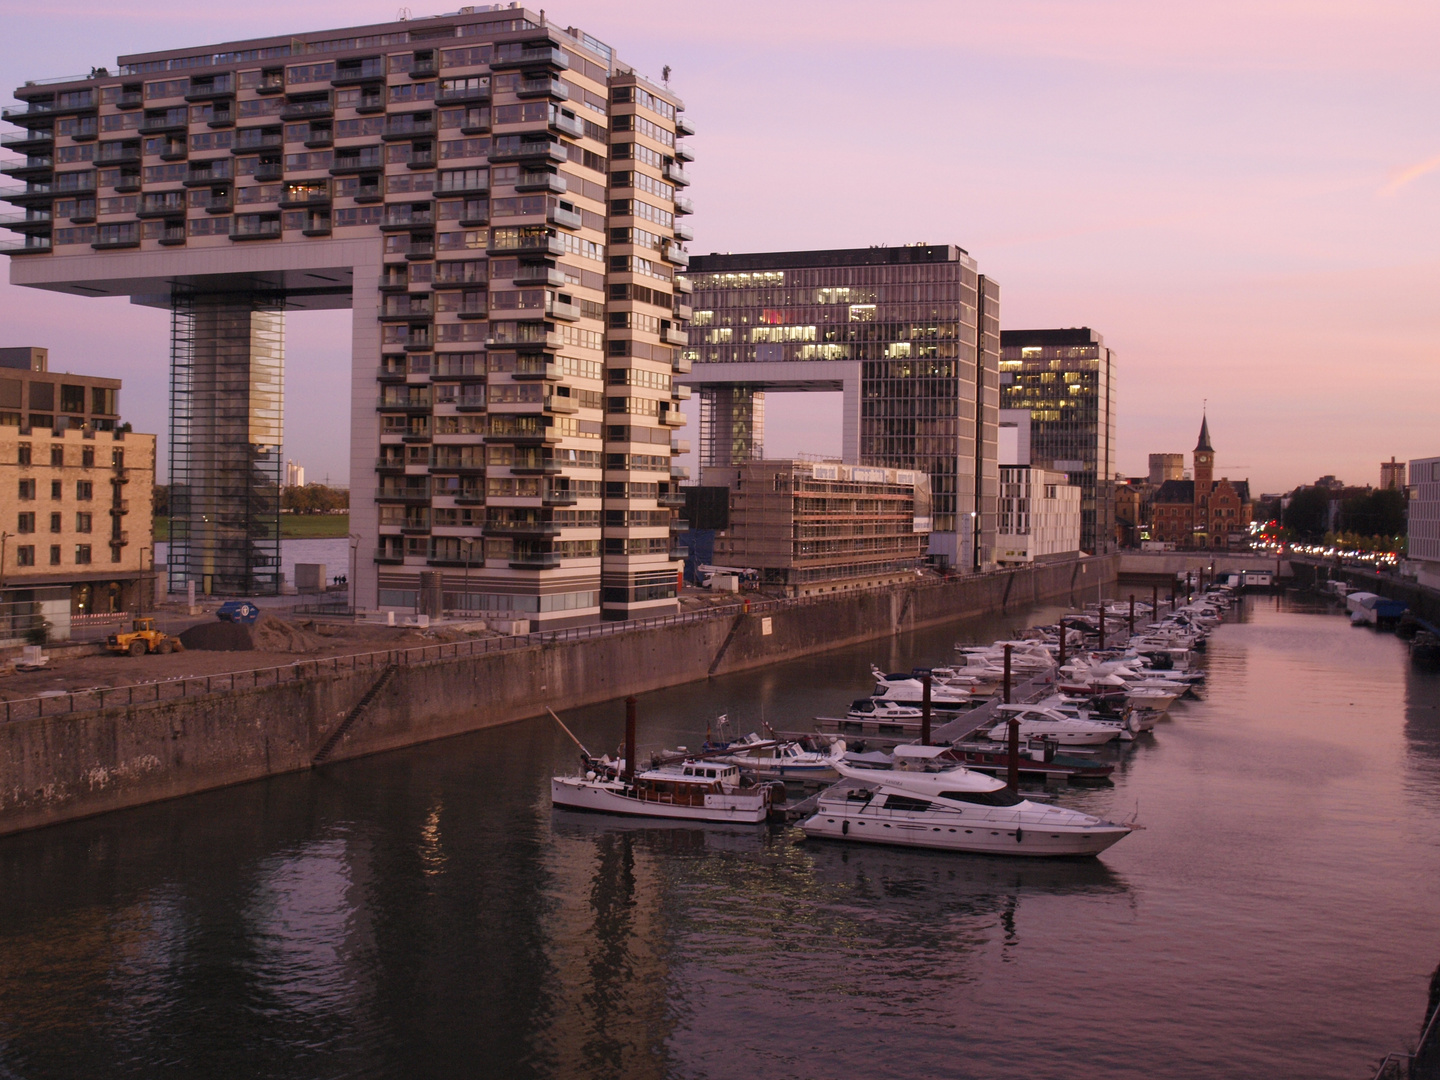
[216,600,260,624]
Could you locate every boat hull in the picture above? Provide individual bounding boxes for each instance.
[551,777,770,824]
[800,805,1129,857]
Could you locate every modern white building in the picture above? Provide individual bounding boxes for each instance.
[995,464,1081,565]
[1409,456,1440,589]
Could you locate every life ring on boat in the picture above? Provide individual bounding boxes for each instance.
[842,819,850,836]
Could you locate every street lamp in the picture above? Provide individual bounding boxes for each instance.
[461,537,477,618]
[348,532,360,616]
[139,543,152,617]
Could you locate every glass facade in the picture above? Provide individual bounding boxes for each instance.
[686,246,998,569]
[998,328,1116,554]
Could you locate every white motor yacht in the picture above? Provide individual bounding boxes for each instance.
[800,763,1133,857]
[552,759,776,823]
[869,667,974,711]
[985,704,1121,746]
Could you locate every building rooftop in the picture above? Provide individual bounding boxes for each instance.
[689,245,969,272]
[1000,328,1105,348]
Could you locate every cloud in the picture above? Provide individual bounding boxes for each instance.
[1380,153,1440,196]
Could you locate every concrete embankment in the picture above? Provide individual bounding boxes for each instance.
[0,555,1115,836]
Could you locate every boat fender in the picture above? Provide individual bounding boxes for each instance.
[842,819,849,836]
[1015,827,1024,843]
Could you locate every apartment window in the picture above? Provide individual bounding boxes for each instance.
[60,385,86,413]
[16,546,34,568]
[50,446,64,467]
[75,512,92,534]
[16,512,34,534]
[82,447,95,468]
[110,544,122,564]
[18,479,35,501]
[48,545,59,566]
[50,480,61,500]
[75,545,91,565]
[76,481,92,501]
[49,512,60,534]
[112,449,124,468]
[17,444,30,465]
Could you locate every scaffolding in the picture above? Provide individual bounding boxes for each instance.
[168,290,285,596]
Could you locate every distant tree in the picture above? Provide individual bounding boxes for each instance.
[152,484,169,516]
[1284,486,1330,541]
[282,483,350,514]
[1341,488,1405,540]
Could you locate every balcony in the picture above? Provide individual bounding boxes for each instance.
[673,141,694,162]
[486,419,560,445]
[137,194,187,218]
[515,77,569,101]
[375,457,407,471]
[671,439,690,455]
[304,131,333,149]
[487,325,563,350]
[658,491,686,508]
[488,139,567,165]
[398,240,434,260]
[491,44,570,70]
[183,164,233,187]
[157,143,187,162]
[254,164,284,183]
[435,176,488,197]
[1,158,52,180]
[672,354,692,374]
[549,110,584,139]
[512,358,560,381]
[332,59,386,86]
[455,301,488,320]
[139,111,188,136]
[355,93,386,115]
[374,547,404,564]
[410,57,438,79]
[509,551,562,570]
[673,194,694,216]
[207,109,235,128]
[330,149,384,175]
[112,173,140,193]
[157,225,186,245]
[230,216,281,241]
[452,393,487,411]
[0,209,52,231]
[672,274,693,295]
[545,393,577,413]
[486,232,565,258]
[185,77,235,102]
[484,519,562,538]
[376,488,432,504]
[92,225,140,250]
[1,104,54,124]
[675,301,693,320]
[1,131,52,154]
[383,116,435,141]
[672,384,692,401]
[0,236,52,254]
[407,149,436,170]
[662,326,688,346]
[109,499,131,514]
[514,263,566,287]
[94,144,141,167]
[676,115,695,137]
[509,454,562,475]
[547,298,580,321]
[379,207,433,231]
[663,162,691,186]
[543,488,577,506]
[1,181,56,204]
[662,240,689,267]
[547,203,582,230]
[436,84,491,105]
[115,91,143,110]
[673,220,694,242]
[232,131,283,154]
[514,170,565,194]
[668,545,689,561]
[281,98,334,122]
[671,465,690,481]
[278,186,330,210]
[660,409,687,427]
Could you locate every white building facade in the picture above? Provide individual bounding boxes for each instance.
[995,464,1081,565]
[1409,456,1440,590]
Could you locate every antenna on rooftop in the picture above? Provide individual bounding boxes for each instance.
[397,6,412,20]
[662,64,671,85]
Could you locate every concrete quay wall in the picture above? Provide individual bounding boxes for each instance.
[0,555,1115,837]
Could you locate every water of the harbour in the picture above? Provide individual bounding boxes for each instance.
[1,592,1437,1079]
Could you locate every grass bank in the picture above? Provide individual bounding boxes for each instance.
[153,514,350,542]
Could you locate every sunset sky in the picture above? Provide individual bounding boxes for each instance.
[1,0,1436,493]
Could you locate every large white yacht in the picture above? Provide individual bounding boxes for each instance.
[984,704,1121,746]
[800,763,1133,857]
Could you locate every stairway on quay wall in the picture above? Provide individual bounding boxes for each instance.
[0,555,1116,836]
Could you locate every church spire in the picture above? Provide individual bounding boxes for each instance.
[1195,411,1213,453]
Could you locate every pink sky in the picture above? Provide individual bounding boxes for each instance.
[2,0,1437,492]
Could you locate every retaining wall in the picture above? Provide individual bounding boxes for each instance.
[0,555,1115,836]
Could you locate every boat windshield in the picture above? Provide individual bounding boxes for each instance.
[939,788,1023,807]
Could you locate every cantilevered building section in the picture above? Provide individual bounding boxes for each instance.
[999,328,1116,555]
[1,9,694,626]
[685,246,999,572]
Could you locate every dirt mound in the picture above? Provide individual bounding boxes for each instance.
[179,621,255,652]
[250,615,324,653]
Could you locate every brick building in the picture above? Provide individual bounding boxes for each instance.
[1150,415,1252,550]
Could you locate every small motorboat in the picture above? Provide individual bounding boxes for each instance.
[709,733,848,781]
[800,762,1133,857]
[985,704,1121,746]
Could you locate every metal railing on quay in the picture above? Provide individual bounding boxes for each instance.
[0,558,1109,725]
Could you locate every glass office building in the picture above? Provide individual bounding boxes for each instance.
[998,327,1116,554]
[685,246,999,571]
